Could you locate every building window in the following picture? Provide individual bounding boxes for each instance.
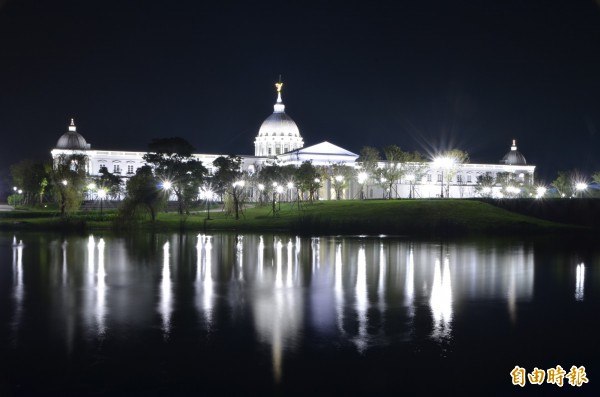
[127,165,134,174]
[427,174,432,182]
[276,146,281,155]
[457,175,463,183]
[437,174,442,182]
[467,175,472,183]
[113,165,121,173]
[268,147,272,155]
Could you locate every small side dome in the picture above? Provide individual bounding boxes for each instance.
[500,139,526,165]
[56,119,90,150]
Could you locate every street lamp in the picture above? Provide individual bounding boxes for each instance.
[161,180,173,212]
[535,186,547,199]
[258,183,265,204]
[204,188,213,219]
[575,182,588,198]
[62,180,68,186]
[334,175,344,200]
[97,189,107,215]
[405,174,415,199]
[287,182,294,202]
[276,185,284,210]
[433,156,454,198]
[357,172,368,199]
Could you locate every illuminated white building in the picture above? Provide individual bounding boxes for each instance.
[51,82,536,200]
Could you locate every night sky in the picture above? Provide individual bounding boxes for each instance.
[1,0,600,190]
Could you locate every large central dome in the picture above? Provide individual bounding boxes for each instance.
[500,140,527,165]
[56,119,90,150]
[254,82,304,156]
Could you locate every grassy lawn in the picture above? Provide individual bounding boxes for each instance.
[1,199,577,237]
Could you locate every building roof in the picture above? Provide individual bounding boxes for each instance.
[500,140,526,165]
[55,119,90,150]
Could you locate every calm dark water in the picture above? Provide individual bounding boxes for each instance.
[0,232,598,396]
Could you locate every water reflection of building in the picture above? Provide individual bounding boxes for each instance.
[252,236,303,384]
[196,235,214,328]
[159,241,173,337]
[575,263,585,302]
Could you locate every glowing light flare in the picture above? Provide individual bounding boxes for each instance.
[357,172,368,184]
[535,186,547,198]
[162,181,172,190]
[433,156,455,169]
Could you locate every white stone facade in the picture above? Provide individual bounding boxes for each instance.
[50,84,536,200]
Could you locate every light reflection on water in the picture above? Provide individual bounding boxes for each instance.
[1,232,598,395]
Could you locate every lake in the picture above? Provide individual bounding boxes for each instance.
[0,232,598,396]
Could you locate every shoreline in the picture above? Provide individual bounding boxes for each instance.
[1,199,595,238]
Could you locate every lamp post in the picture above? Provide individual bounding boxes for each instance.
[535,186,547,199]
[97,189,107,215]
[334,175,344,200]
[276,185,284,211]
[161,180,172,213]
[357,172,368,199]
[258,183,265,205]
[206,189,213,219]
[405,174,415,199]
[575,182,588,198]
[433,156,454,198]
[287,182,294,202]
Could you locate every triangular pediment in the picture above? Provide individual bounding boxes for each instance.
[293,141,358,157]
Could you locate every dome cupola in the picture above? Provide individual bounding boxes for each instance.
[56,118,90,150]
[254,80,304,156]
[500,139,527,165]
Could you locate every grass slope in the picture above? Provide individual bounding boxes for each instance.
[0,200,578,236]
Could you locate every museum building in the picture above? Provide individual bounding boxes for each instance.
[51,83,535,200]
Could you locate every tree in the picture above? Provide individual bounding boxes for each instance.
[48,153,88,216]
[120,165,165,222]
[435,149,469,198]
[321,162,354,200]
[593,171,600,185]
[10,159,49,206]
[212,155,245,219]
[357,146,381,176]
[551,171,573,198]
[475,173,495,197]
[402,151,428,199]
[295,161,321,202]
[93,166,123,199]
[143,137,208,215]
[379,145,409,199]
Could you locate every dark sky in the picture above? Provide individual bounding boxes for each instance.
[1,0,600,187]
